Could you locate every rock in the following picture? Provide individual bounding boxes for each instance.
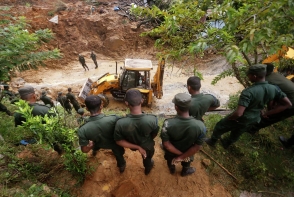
[201,159,211,167]
[111,180,140,197]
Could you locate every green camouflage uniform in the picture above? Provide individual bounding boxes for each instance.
[189,93,220,121]
[161,116,206,168]
[114,114,159,171]
[40,94,54,107]
[66,92,80,112]
[78,114,125,167]
[211,81,286,144]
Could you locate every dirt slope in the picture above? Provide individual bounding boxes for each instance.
[3,1,243,196]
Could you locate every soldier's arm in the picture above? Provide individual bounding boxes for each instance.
[208,95,220,111]
[81,140,94,153]
[228,105,246,120]
[173,144,201,161]
[162,141,183,155]
[263,97,292,117]
[116,140,147,158]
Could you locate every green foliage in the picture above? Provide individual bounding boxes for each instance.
[226,91,240,110]
[0,16,61,81]
[15,100,89,182]
[134,0,294,86]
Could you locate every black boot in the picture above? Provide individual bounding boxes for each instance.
[118,163,126,173]
[167,161,175,174]
[205,138,217,147]
[181,167,196,177]
[220,138,232,149]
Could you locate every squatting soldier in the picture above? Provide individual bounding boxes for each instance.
[250,63,294,134]
[56,92,72,114]
[187,76,220,121]
[78,95,126,173]
[90,51,98,69]
[77,108,88,125]
[40,90,55,107]
[114,89,159,175]
[78,54,89,71]
[161,93,206,176]
[205,64,292,149]
[66,87,81,112]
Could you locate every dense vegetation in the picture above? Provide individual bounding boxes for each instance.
[132,0,294,87]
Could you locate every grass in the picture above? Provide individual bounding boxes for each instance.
[203,113,294,196]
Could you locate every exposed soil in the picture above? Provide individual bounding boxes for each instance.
[2,0,245,196]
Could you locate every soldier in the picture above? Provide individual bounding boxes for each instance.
[78,54,89,71]
[3,85,19,104]
[14,85,52,127]
[66,87,81,112]
[56,92,72,114]
[161,93,206,176]
[205,64,292,149]
[250,63,294,134]
[78,95,126,173]
[0,87,12,116]
[40,90,55,108]
[187,76,220,121]
[90,51,98,69]
[114,89,159,175]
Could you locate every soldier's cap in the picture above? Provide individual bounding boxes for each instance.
[42,90,46,95]
[18,85,35,97]
[247,64,267,75]
[172,93,191,108]
[58,92,62,96]
[77,108,84,115]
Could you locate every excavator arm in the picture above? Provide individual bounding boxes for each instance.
[151,58,165,99]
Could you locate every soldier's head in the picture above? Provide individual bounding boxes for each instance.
[42,90,46,95]
[68,87,72,92]
[247,64,267,82]
[187,76,201,93]
[265,63,274,75]
[18,85,36,102]
[124,89,142,107]
[172,93,191,112]
[85,95,102,114]
[58,92,62,96]
[91,51,94,54]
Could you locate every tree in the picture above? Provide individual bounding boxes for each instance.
[133,0,294,87]
[0,11,61,81]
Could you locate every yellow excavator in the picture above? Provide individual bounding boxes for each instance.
[262,46,294,81]
[78,58,165,107]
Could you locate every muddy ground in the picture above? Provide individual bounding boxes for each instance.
[2,0,245,196]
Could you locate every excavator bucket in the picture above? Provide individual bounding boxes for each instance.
[262,46,294,63]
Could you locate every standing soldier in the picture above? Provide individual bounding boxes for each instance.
[114,89,159,175]
[90,51,98,69]
[78,54,89,71]
[161,93,206,176]
[40,90,55,108]
[205,64,292,149]
[56,92,72,114]
[187,76,220,121]
[78,95,126,173]
[66,87,81,112]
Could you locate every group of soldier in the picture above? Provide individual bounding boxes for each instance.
[78,51,98,71]
[7,63,294,176]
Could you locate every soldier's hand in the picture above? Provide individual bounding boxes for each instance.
[87,140,94,148]
[138,147,147,159]
[172,157,190,165]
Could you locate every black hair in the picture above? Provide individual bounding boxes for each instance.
[68,87,72,92]
[125,89,142,107]
[265,63,274,74]
[187,76,201,91]
[175,104,189,112]
[85,95,101,114]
